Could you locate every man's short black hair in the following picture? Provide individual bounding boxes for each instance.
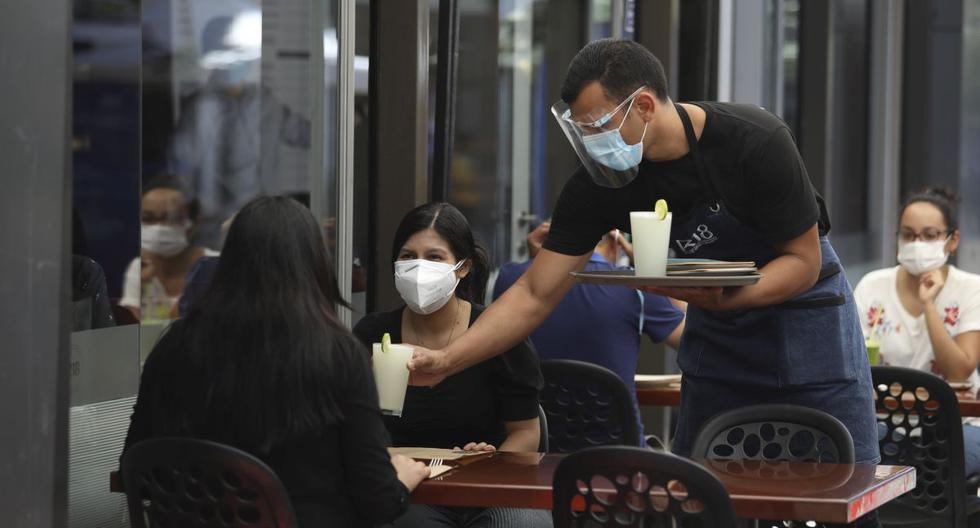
[560,39,669,105]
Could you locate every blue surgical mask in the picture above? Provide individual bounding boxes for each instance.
[581,97,648,171]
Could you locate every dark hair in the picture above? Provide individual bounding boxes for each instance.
[391,203,490,304]
[151,196,351,452]
[900,186,959,232]
[561,38,669,105]
[142,173,201,221]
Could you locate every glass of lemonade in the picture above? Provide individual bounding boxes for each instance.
[372,342,414,416]
[630,211,672,277]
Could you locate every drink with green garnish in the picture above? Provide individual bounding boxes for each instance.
[372,333,413,416]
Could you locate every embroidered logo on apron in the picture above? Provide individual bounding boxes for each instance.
[675,223,718,254]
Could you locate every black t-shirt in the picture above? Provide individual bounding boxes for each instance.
[544,101,831,256]
[353,304,542,449]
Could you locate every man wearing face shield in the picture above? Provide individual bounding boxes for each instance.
[410,39,878,468]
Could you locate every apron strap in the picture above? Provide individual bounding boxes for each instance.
[674,103,722,203]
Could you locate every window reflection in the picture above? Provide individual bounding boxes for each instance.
[140,0,345,321]
[781,0,800,136]
[165,10,311,249]
[72,210,116,332]
[448,1,593,266]
[122,176,218,321]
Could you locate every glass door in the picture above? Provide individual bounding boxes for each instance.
[64,0,354,525]
[448,0,632,279]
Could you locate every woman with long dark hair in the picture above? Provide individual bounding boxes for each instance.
[353,202,548,527]
[123,196,429,527]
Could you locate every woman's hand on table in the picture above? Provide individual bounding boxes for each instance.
[391,454,430,491]
[918,269,945,306]
[455,442,497,453]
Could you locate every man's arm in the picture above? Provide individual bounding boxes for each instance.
[408,249,592,385]
[664,317,685,349]
[643,223,822,311]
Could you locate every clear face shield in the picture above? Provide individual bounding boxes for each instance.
[551,86,648,189]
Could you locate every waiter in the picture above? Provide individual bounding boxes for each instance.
[409,39,879,465]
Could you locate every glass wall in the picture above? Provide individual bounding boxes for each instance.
[69,0,141,524]
[447,0,631,273]
[821,0,873,283]
[959,0,980,272]
[780,0,800,136]
[66,0,352,524]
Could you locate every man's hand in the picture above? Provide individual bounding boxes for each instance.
[407,346,452,386]
[639,286,734,312]
[610,230,634,262]
[526,222,551,259]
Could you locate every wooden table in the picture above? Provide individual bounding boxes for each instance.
[110,453,913,523]
[412,452,916,524]
[636,384,980,417]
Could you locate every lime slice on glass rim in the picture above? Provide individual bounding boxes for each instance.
[654,199,669,220]
[381,332,391,353]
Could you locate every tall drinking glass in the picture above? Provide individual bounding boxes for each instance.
[630,211,672,277]
[372,343,413,416]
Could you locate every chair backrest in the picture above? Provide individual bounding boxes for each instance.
[871,366,968,527]
[540,359,640,453]
[552,446,738,528]
[692,404,855,463]
[121,437,297,528]
[538,403,550,452]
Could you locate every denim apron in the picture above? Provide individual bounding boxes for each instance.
[668,104,879,463]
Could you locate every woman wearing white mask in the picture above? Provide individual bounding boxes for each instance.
[353,203,548,528]
[120,176,218,320]
[854,186,980,475]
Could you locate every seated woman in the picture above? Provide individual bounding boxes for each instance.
[119,175,218,320]
[123,196,429,527]
[353,203,548,528]
[855,186,980,475]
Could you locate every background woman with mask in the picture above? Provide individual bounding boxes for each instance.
[353,203,547,528]
[854,186,980,475]
[120,175,218,320]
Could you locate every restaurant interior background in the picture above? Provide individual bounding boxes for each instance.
[2,0,980,525]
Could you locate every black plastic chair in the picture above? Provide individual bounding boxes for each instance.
[692,404,855,463]
[121,437,297,528]
[540,359,641,453]
[552,445,738,528]
[871,366,980,528]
